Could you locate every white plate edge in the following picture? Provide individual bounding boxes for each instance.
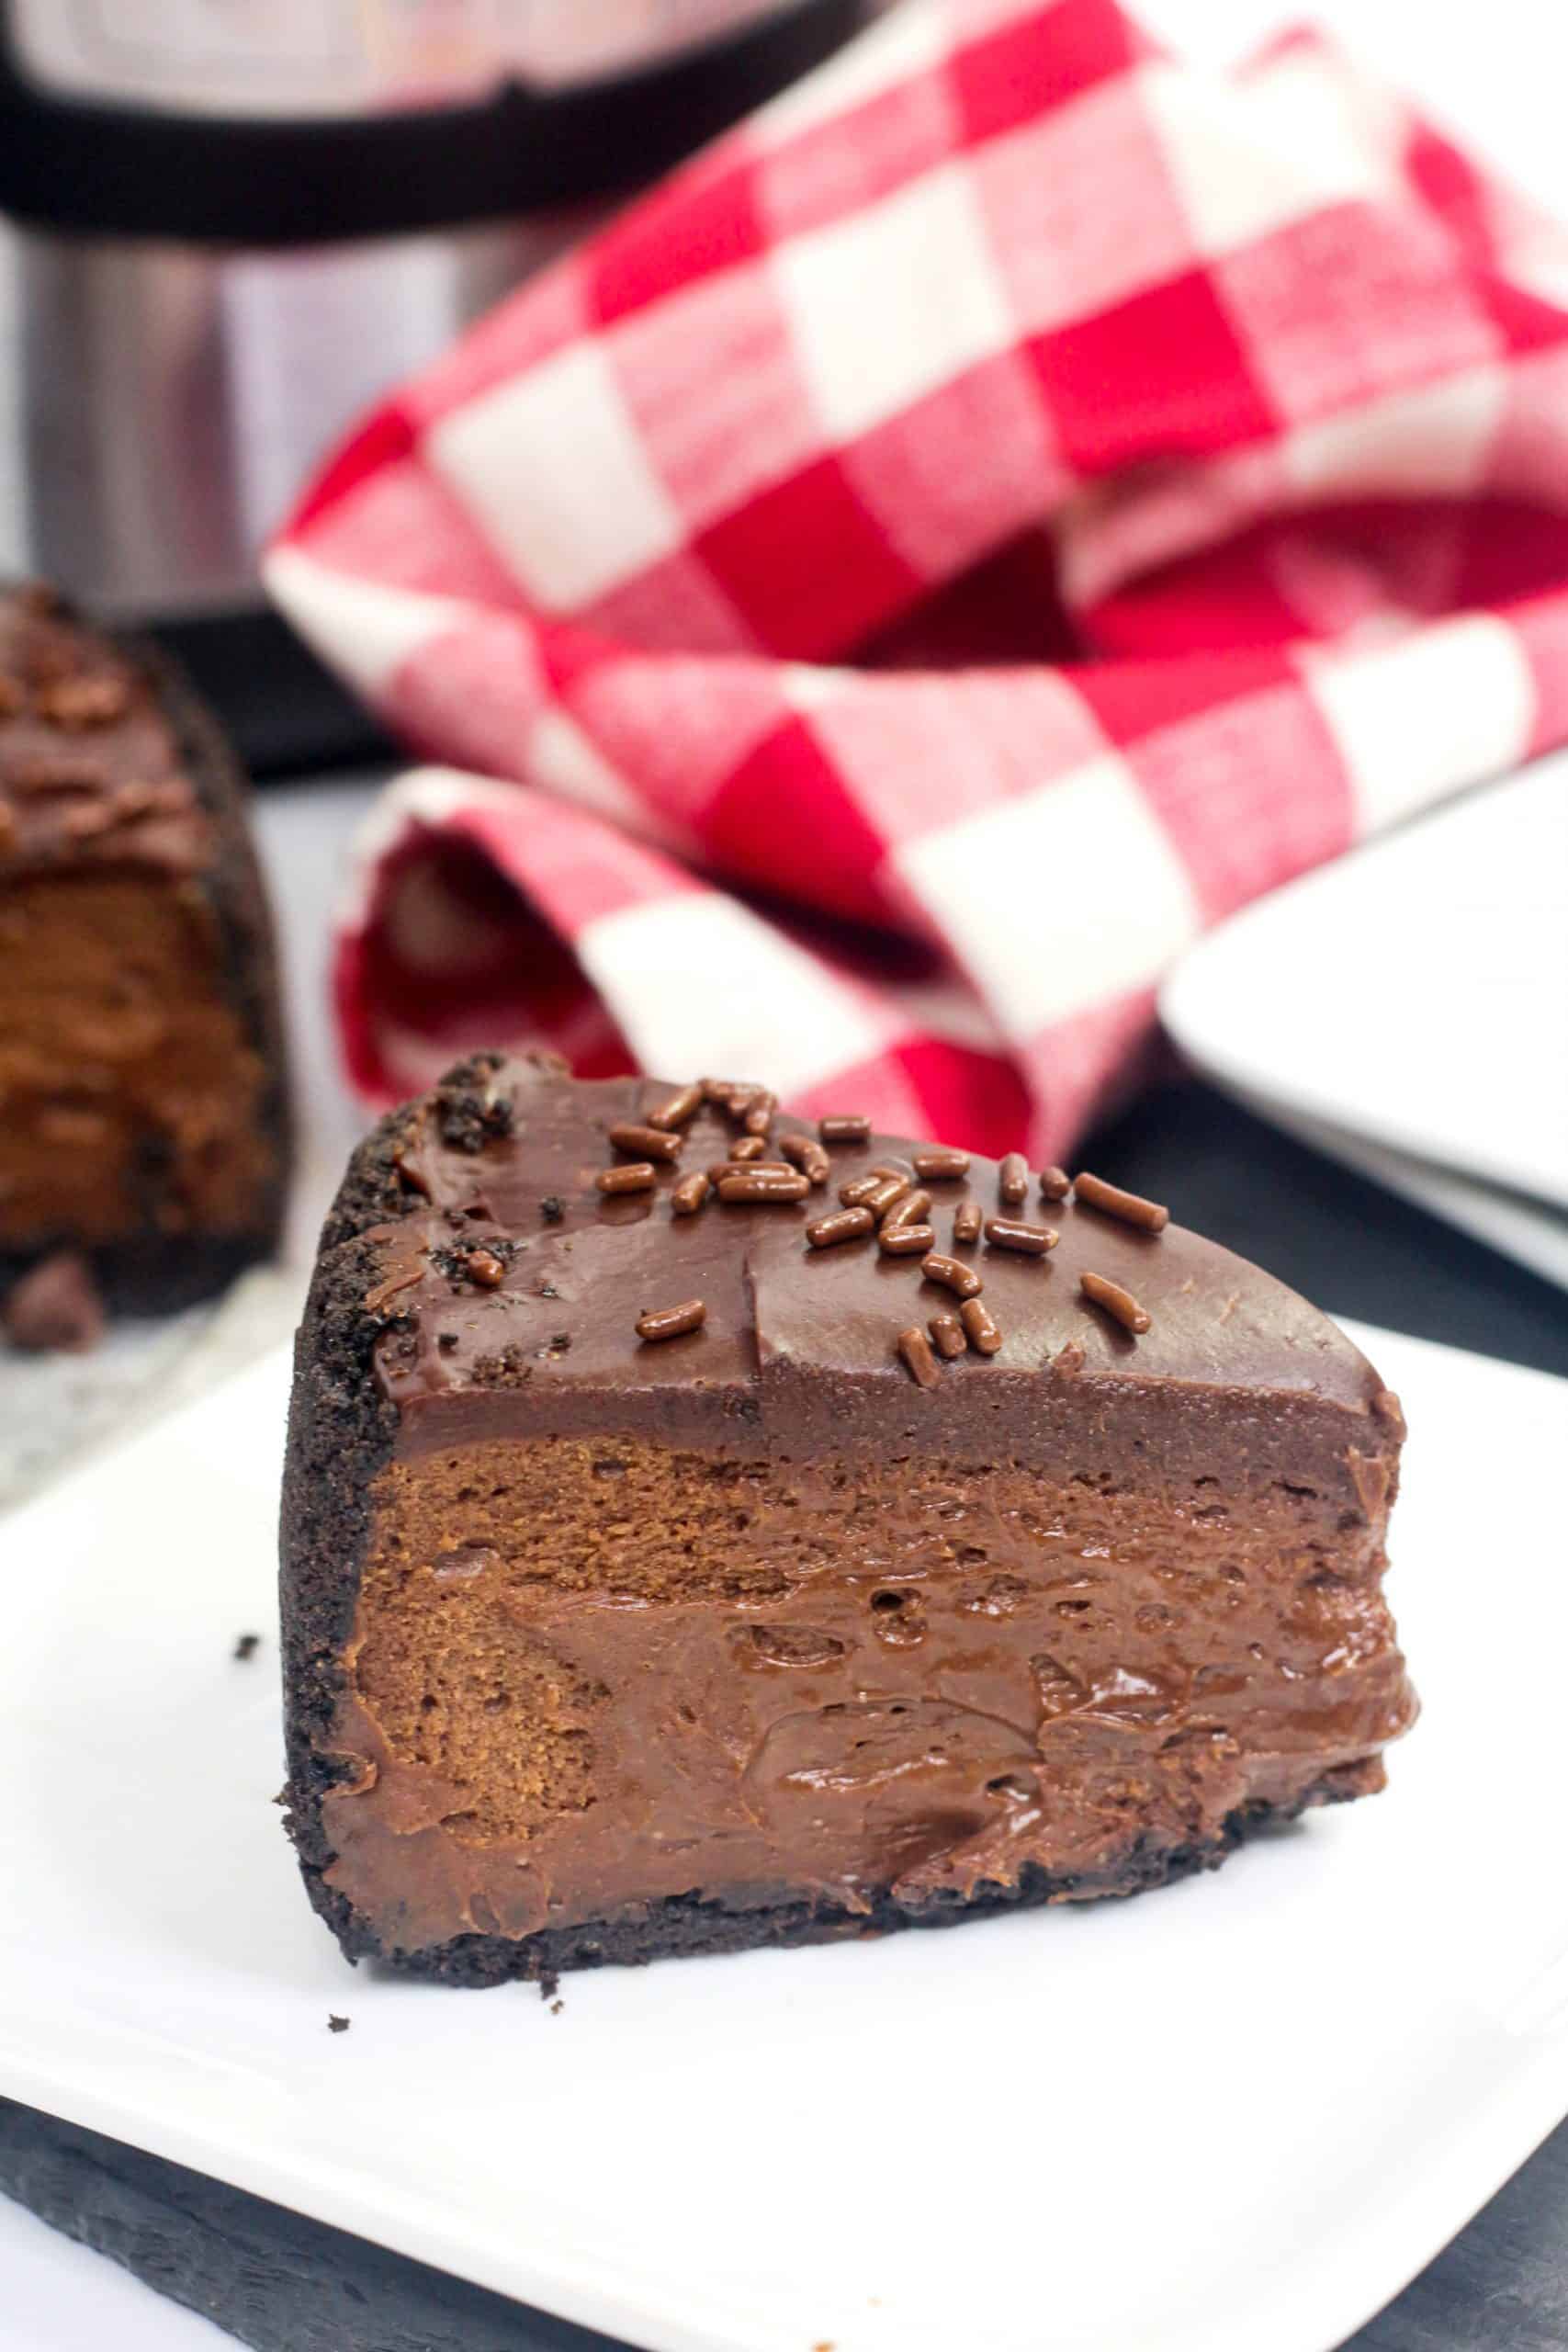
[1159,772,1568,1212]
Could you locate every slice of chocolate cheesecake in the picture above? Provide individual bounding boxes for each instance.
[0,584,288,1323]
[281,1052,1415,1984]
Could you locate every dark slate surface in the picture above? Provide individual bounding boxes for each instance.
[3,2097,1564,2352]
[5,1081,1565,2350]
[1089,1081,1568,1383]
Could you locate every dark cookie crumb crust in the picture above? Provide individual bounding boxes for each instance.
[297,1781,1364,1989]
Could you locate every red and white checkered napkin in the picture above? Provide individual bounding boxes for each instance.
[267,0,1568,1159]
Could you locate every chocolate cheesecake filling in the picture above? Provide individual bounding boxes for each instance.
[324,1431,1411,1951]
[283,1054,1416,1979]
[0,871,273,1248]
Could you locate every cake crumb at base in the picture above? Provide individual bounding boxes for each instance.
[3,1250,104,1353]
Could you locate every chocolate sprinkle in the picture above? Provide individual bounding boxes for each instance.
[928,1312,966,1360]
[920,1251,983,1300]
[647,1083,703,1130]
[671,1170,711,1216]
[1038,1165,1071,1202]
[62,799,117,842]
[464,1248,506,1289]
[729,1136,767,1162]
[878,1222,936,1256]
[327,2015,351,2034]
[911,1147,970,1181]
[998,1152,1029,1205]
[778,1131,831,1185]
[607,1122,682,1163]
[35,673,130,729]
[710,1158,793,1182]
[819,1114,871,1145]
[1073,1171,1169,1233]
[863,1174,912,1218]
[596,1162,658,1194]
[716,1169,810,1203]
[6,750,107,796]
[232,1633,260,1662]
[806,1205,875,1249]
[879,1187,931,1233]
[983,1216,1058,1257]
[838,1172,885,1208]
[364,1259,427,1315]
[1052,1340,1086,1374]
[952,1201,982,1246]
[961,1297,1003,1356]
[636,1297,706,1342]
[1080,1270,1151,1333]
[897,1326,941,1389]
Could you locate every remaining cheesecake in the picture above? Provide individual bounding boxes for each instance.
[0,584,288,1322]
[281,1052,1416,1984]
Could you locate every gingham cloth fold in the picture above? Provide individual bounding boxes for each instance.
[268,0,1568,1159]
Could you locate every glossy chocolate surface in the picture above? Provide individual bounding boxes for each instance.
[0,587,210,877]
[365,1057,1394,1487]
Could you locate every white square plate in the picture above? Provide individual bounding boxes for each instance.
[3,1329,1566,2352]
[1161,763,1568,1212]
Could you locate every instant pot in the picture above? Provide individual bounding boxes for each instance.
[0,1,867,767]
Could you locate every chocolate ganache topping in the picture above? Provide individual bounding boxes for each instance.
[357,1055,1397,1476]
[0,585,211,877]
